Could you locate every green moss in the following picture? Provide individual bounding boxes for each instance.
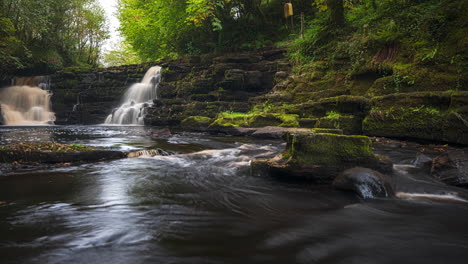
[363,106,446,140]
[210,112,299,128]
[311,128,343,134]
[316,115,362,135]
[0,142,94,152]
[180,116,213,127]
[283,133,375,166]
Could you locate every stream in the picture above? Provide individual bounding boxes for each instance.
[1,126,468,264]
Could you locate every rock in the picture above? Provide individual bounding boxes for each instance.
[151,128,172,137]
[251,127,311,139]
[311,128,343,134]
[275,71,289,79]
[363,91,468,145]
[251,132,393,183]
[302,95,370,117]
[316,115,362,135]
[412,152,433,171]
[298,118,317,128]
[0,150,126,164]
[333,167,394,198]
[431,149,468,188]
[127,148,172,158]
[180,116,213,128]
[0,105,3,125]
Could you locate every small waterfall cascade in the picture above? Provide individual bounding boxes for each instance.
[0,76,55,125]
[104,66,162,125]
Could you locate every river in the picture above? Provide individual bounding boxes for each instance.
[1,126,468,264]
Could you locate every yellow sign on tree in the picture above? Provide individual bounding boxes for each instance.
[284,3,293,18]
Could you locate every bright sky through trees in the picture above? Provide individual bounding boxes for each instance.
[97,0,121,52]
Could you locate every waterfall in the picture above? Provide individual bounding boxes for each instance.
[104,66,161,125]
[0,78,56,125]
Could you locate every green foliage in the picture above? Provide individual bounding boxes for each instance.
[0,0,109,78]
[118,0,295,60]
[103,42,142,66]
[325,111,342,119]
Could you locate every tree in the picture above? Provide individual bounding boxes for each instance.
[327,0,344,27]
[0,0,109,76]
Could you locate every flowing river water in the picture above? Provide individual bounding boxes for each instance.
[1,126,468,264]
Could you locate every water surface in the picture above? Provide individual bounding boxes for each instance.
[1,126,468,264]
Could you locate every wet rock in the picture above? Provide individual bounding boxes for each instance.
[431,149,468,188]
[151,128,172,137]
[251,132,393,183]
[333,167,394,198]
[412,153,433,171]
[0,105,3,125]
[251,127,311,139]
[127,148,172,158]
[0,150,126,164]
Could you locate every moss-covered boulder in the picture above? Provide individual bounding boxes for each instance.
[0,142,126,164]
[251,132,392,183]
[180,116,213,128]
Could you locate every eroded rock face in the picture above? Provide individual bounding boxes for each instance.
[333,167,394,198]
[251,132,393,183]
[363,91,468,145]
[47,48,289,125]
[431,149,468,188]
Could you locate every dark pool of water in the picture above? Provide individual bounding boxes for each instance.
[1,126,468,264]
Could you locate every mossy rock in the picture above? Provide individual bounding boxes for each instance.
[301,95,370,117]
[210,114,249,128]
[180,116,213,128]
[251,133,392,183]
[210,113,299,128]
[299,118,318,128]
[316,116,362,135]
[441,111,468,145]
[363,106,446,142]
[311,128,343,134]
[248,113,283,127]
[370,92,453,110]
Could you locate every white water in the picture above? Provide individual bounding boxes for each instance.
[104,66,162,125]
[0,85,56,125]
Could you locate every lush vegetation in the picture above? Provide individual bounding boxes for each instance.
[289,0,468,92]
[116,0,312,62]
[0,0,109,80]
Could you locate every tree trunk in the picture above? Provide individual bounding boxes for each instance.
[327,0,345,27]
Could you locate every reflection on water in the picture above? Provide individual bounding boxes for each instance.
[1,126,468,264]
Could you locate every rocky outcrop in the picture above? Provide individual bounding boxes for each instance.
[431,149,468,188]
[363,91,468,145]
[29,48,289,125]
[50,63,155,124]
[144,48,290,126]
[251,132,393,183]
[333,167,394,198]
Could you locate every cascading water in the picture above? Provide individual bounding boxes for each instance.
[0,76,55,125]
[104,66,161,125]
